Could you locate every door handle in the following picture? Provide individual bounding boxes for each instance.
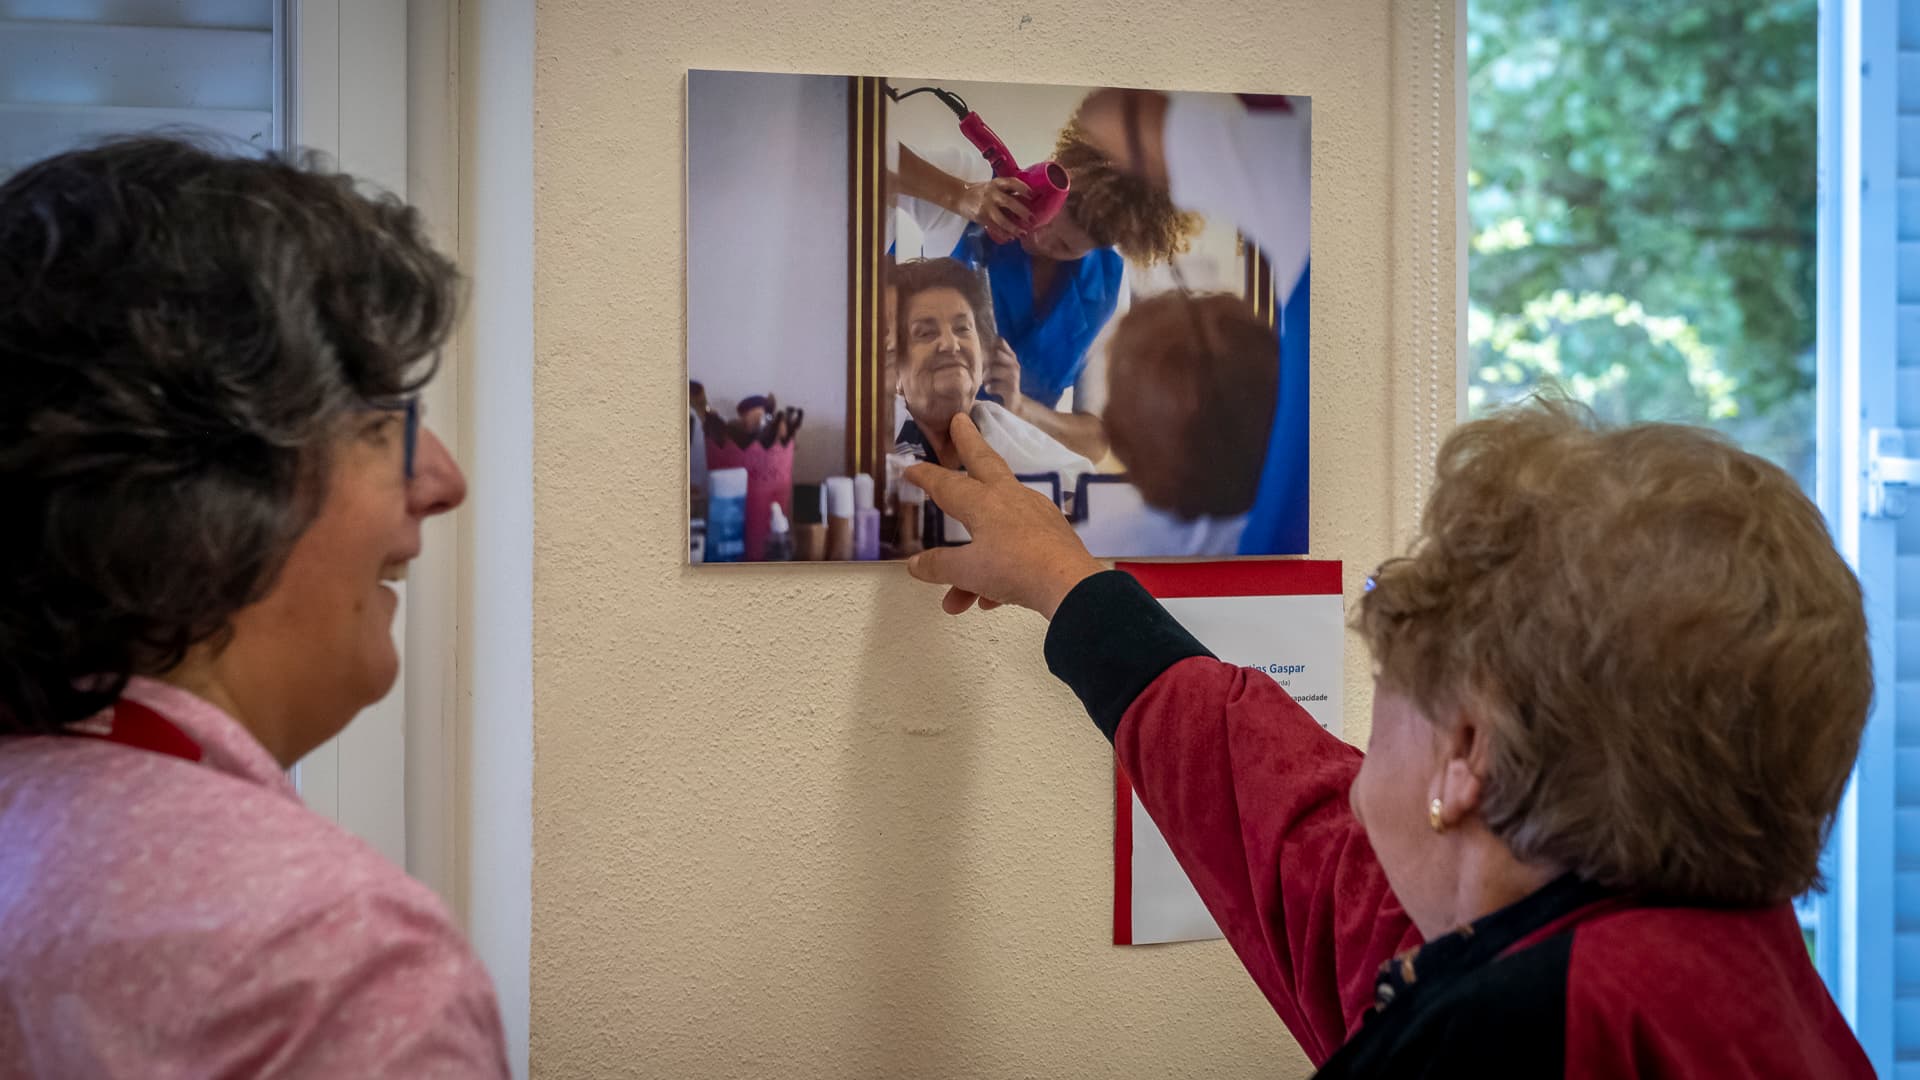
[1866,427,1920,518]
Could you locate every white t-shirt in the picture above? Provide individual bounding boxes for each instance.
[892,142,985,261]
[1161,94,1311,298]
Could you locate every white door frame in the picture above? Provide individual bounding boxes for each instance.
[284,0,417,874]
[454,2,536,1075]
[284,5,531,1077]
[1833,0,1900,1071]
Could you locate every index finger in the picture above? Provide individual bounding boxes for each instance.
[903,460,987,521]
[947,413,1016,484]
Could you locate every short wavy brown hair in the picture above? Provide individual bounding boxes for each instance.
[1356,398,1869,906]
[0,136,457,734]
[1103,293,1277,517]
[1054,119,1201,265]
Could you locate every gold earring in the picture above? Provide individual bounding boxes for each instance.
[1429,797,1445,832]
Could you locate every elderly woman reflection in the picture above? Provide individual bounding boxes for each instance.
[888,257,1093,481]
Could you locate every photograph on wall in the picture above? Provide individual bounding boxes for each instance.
[686,68,1310,564]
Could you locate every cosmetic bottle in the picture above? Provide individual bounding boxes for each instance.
[791,482,827,561]
[895,482,925,557]
[853,474,881,561]
[825,476,855,562]
[706,467,748,563]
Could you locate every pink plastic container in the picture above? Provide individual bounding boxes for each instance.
[704,437,794,562]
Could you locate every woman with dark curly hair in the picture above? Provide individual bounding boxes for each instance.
[0,137,506,1076]
[894,109,1202,464]
[900,399,1872,1077]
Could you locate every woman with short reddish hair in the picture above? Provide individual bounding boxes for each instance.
[901,399,1872,1077]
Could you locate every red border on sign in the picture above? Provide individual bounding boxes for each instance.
[1116,558,1342,599]
[1114,762,1134,946]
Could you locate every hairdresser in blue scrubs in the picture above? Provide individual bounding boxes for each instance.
[893,121,1201,464]
[1073,88,1312,555]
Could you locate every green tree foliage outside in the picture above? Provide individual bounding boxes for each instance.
[1468,0,1817,484]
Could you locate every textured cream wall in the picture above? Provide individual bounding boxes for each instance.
[530,1,1457,1076]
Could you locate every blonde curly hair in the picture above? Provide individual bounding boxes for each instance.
[1053,119,1202,265]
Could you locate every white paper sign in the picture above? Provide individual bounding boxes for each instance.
[1113,561,1344,946]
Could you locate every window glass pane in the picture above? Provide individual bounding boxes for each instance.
[1467,0,1818,488]
[1467,0,1835,992]
[0,4,277,174]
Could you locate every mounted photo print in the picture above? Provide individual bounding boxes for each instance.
[686,69,1310,564]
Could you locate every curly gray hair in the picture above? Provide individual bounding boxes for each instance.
[0,135,460,733]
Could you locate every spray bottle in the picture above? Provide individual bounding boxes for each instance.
[853,474,881,561]
[764,501,794,562]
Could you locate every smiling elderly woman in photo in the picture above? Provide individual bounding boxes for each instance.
[0,137,507,1075]
[888,257,1094,483]
[899,399,1872,1076]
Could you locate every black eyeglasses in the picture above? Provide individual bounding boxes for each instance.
[365,395,422,480]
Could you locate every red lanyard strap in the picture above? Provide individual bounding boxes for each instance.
[70,699,203,763]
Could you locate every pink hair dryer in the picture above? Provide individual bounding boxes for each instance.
[891,85,1070,244]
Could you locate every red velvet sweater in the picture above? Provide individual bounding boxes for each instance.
[1045,572,1871,1078]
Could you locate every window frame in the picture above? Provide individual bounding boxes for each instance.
[282,0,420,872]
[1456,0,1857,1029]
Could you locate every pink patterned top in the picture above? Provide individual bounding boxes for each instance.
[0,677,509,1078]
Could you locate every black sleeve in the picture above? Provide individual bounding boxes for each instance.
[1042,570,1213,742]
[1318,936,1572,1079]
